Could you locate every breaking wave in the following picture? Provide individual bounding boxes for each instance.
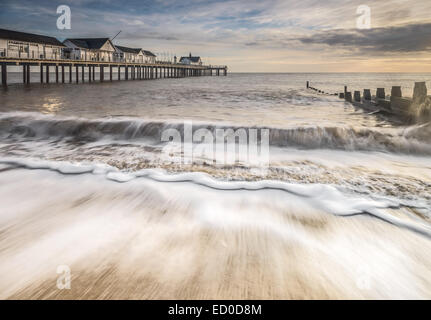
[0,112,430,154]
[0,156,430,239]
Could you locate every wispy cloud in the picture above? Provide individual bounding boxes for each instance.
[296,23,431,54]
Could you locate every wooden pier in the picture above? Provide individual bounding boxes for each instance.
[0,58,228,87]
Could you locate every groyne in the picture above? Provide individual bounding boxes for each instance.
[307,81,431,124]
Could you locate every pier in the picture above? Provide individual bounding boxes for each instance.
[0,58,228,87]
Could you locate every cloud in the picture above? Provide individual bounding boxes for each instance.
[295,23,431,54]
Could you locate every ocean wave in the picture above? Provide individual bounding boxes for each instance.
[0,112,430,154]
[0,156,430,239]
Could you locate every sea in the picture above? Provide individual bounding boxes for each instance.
[0,72,430,299]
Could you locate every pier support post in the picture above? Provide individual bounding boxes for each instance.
[46,65,50,83]
[26,65,30,84]
[118,66,121,81]
[69,65,72,83]
[89,66,92,82]
[61,66,65,83]
[1,63,7,87]
[40,65,43,83]
[100,66,104,82]
[363,89,371,100]
[82,66,84,82]
[75,65,79,83]
[23,65,26,84]
[125,66,129,80]
[56,65,59,83]
[110,65,113,81]
[92,66,95,81]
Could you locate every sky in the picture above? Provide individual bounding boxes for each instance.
[1,0,431,72]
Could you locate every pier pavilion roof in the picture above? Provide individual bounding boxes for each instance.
[142,50,156,57]
[179,54,201,63]
[0,28,65,47]
[65,38,113,50]
[115,45,142,54]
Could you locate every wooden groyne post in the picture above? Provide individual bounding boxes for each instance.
[345,91,352,102]
[354,91,361,102]
[363,89,371,101]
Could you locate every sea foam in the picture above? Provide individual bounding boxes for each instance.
[0,156,430,238]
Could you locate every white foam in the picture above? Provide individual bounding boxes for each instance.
[0,157,429,238]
